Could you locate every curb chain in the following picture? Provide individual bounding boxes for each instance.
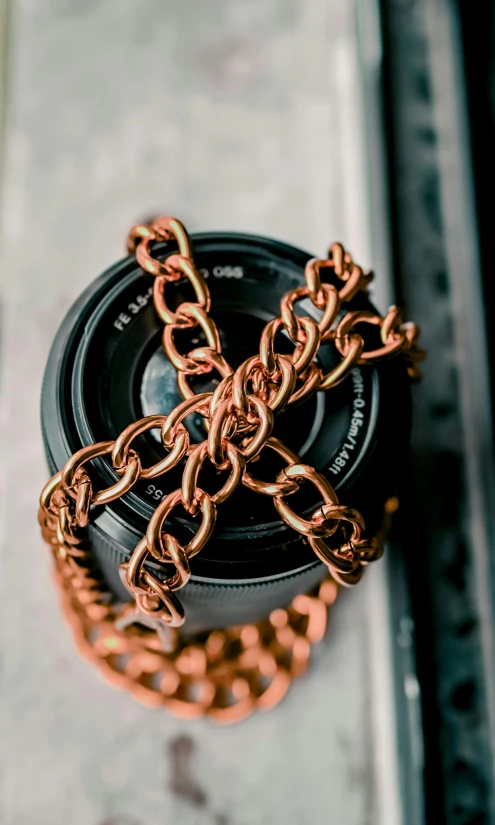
[39,216,422,719]
[40,491,398,722]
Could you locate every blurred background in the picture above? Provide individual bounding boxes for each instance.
[1,0,495,823]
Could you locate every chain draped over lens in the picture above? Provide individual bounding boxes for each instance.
[39,216,422,718]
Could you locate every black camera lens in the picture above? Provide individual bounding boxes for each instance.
[41,232,411,632]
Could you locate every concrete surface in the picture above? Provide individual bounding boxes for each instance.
[0,2,405,823]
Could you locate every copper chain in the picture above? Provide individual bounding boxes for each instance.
[40,491,397,723]
[39,216,422,719]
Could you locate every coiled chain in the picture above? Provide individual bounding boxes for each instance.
[40,216,422,671]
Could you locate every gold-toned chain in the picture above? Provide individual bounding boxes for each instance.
[39,217,422,719]
[40,491,398,722]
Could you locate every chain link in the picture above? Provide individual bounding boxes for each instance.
[39,215,421,717]
[39,491,397,722]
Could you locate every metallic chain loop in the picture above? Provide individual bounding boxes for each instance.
[161,392,211,447]
[61,441,142,506]
[177,349,233,400]
[280,282,340,341]
[260,316,321,376]
[153,257,211,328]
[146,488,217,561]
[47,532,344,721]
[39,216,422,709]
[163,303,222,373]
[182,441,245,513]
[273,464,341,538]
[120,538,187,627]
[242,437,301,497]
[112,414,189,480]
[128,217,193,276]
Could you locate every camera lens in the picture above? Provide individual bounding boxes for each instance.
[41,232,411,632]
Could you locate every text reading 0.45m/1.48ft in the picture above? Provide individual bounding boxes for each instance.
[328,368,366,476]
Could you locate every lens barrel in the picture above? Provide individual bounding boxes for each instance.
[41,232,411,632]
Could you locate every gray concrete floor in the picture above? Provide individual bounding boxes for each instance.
[0,2,405,824]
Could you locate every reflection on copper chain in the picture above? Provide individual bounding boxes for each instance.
[38,214,419,718]
[38,496,397,722]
